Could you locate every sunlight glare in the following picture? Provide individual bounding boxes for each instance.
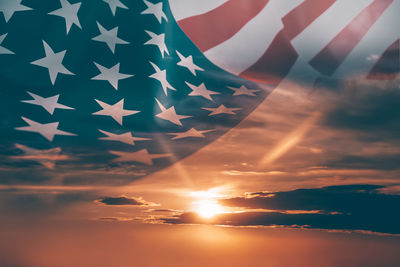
[194,199,225,218]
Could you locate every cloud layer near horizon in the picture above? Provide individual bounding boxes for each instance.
[160,184,400,234]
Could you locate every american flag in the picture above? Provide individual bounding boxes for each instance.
[0,0,398,178]
[172,0,399,83]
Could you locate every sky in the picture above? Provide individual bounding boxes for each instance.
[1,0,400,266]
[1,77,400,266]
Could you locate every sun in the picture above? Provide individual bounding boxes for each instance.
[193,199,225,219]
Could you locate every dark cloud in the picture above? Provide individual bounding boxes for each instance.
[322,81,400,142]
[160,185,400,234]
[0,169,52,185]
[327,154,400,170]
[0,189,96,217]
[149,209,180,213]
[97,196,155,206]
[62,174,142,186]
[221,184,397,213]
[93,217,134,222]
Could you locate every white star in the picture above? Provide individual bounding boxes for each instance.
[0,0,31,23]
[92,62,133,90]
[102,0,128,16]
[49,0,81,34]
[15,117,76,142]
[155,98,191,126]
[0,33,13,54]
[144,30,168,57]
[149,61,175,95]
[185,82,220,101]
[176,51,203,75]
[93,99,139,125]
[31,41,73,85]
[12,144,69,169]
[92,21,129,53]
[98,129,150,145]
[228,85,260,96]
[22,91,74,115]
[202,104,242,116]
[168,128,215,140]
[141,0,167,23]
[110,149,170,165]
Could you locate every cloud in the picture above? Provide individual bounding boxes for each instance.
[147,208,181,213]
[327,154,400,170]
[0,189,97,217]
[97,196,157,206]
[159,185,400,234]
[0,167,53,185]
[220,184,392,211]
[92,217,135,222]
[322,80,400,143]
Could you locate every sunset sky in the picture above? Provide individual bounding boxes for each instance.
[1,0,400,266]
[2,77,400,266]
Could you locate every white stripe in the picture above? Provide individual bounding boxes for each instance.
[273,0,305,17]
[168,0,229,21]
[203,0,304,75]
[291,0,374,63]
[333,0,400,78]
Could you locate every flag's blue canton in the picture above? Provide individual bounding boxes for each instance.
[0,0,271,178]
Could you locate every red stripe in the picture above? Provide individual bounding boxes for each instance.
[240,0,335,83]
[309,0,394,76]
[282,0,336,40]
[177,0,269,52]
[367,39,399,80]
[240,31,298,84]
